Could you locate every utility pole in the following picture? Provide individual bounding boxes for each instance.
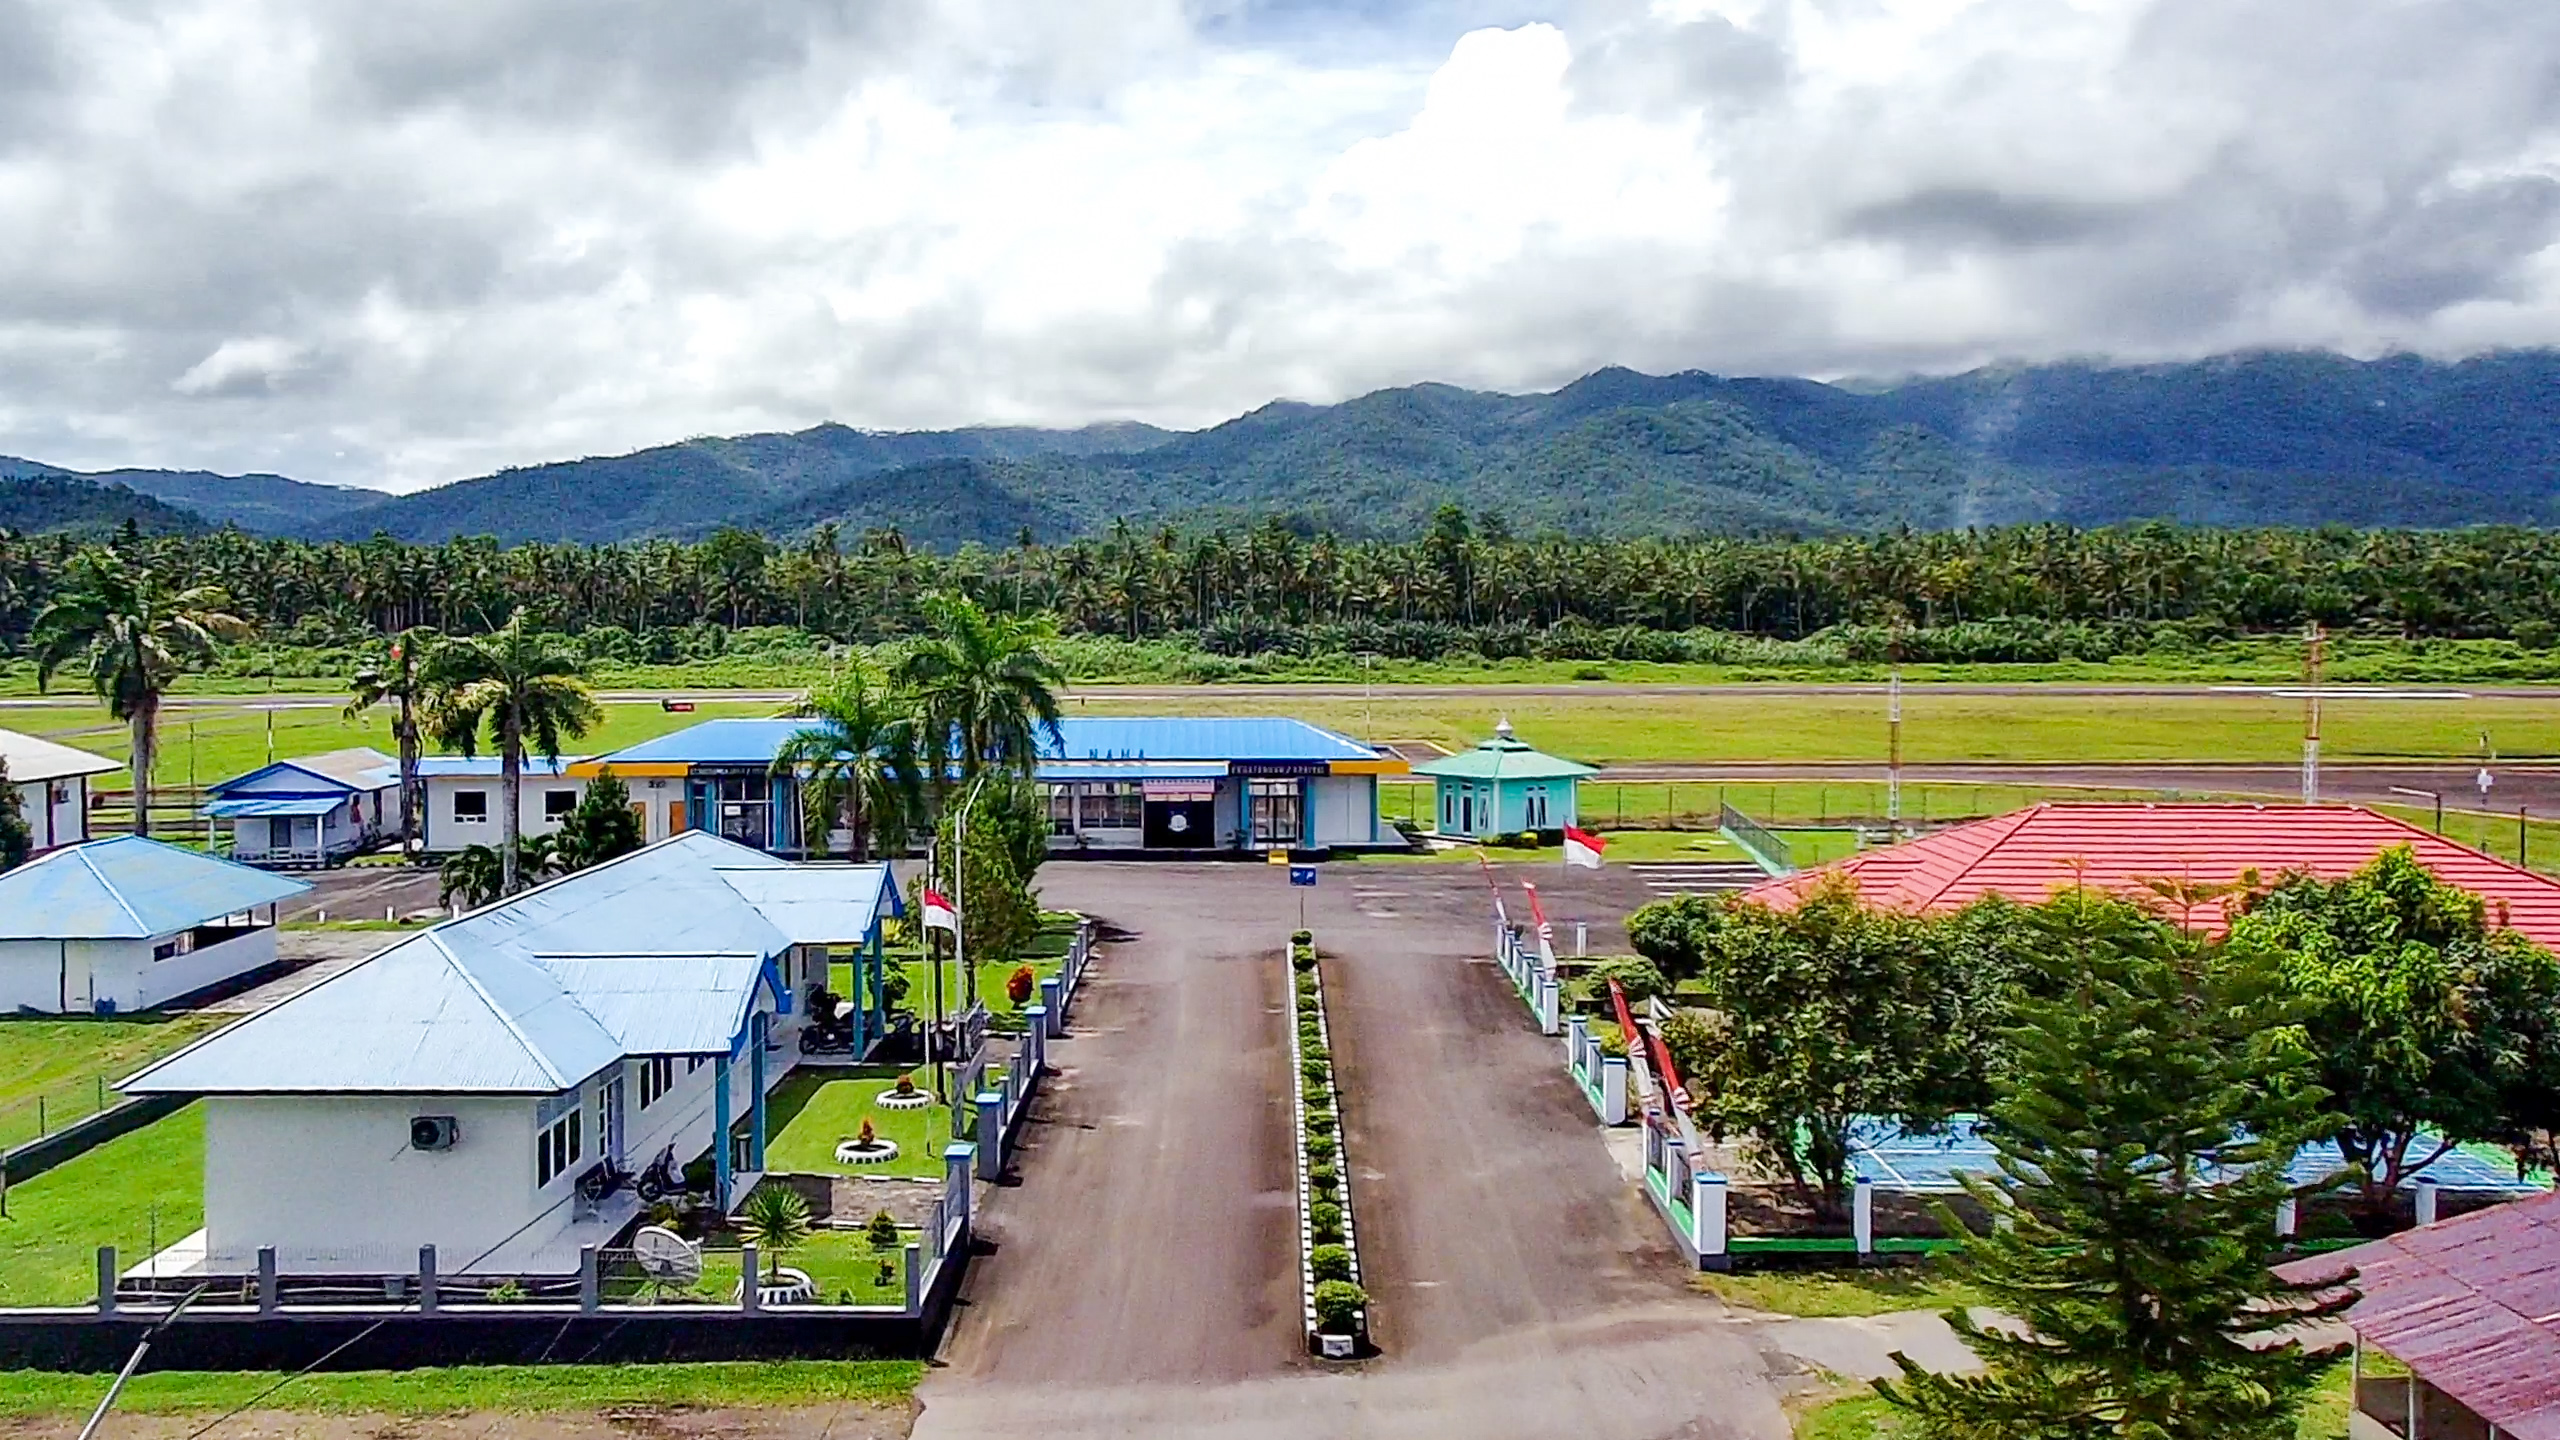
[2301,621,2324,805]
[1886,622,1905,833]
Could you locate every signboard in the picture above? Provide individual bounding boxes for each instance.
[1141,780,1219,800]
[1289,866,1318,887]
[1231,760,1329,778]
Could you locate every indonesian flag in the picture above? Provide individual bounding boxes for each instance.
[1564,825,1606,869]
[921,889,959,933]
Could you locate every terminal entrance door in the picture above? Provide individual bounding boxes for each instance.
[1143,782,1217,849]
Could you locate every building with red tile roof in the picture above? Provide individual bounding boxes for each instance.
[1739,803,2560,950]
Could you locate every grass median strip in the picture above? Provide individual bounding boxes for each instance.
[0,1360,926,1415]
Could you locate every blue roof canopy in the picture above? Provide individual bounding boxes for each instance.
[204,796,347,819]
[594,715,1383,770]
[0,835,310,940]
[415,755,580,778]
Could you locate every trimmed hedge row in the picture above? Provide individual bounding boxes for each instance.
[1290,929,1370,1352]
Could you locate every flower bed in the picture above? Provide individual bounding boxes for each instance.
[1287,929,1370,1357]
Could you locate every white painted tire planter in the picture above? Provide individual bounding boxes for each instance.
[874,1088,934,1111]
[739,1265,816,1305]
[1289,935,1369,1359]
[836,1138,903,1165]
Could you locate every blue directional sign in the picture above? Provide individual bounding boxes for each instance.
[1289,865,1318,887]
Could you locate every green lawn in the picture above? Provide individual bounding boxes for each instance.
[846,949,1067,1025]
[761,1072,951,1180]
[0,1104,203,1306]
[1789,1361,2353,1438]
[0,1360,924,1415]
[1696,1265,1990,1319]
[0,1015,225,1152]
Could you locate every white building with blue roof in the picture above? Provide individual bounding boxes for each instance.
[0,835,310,1013]
[204,747,401,867]
[120,830,902,1280]
[574,714,1408,856]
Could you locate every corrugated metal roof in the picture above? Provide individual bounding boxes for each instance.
[291,748,399,789]
[709,866,903,944]
[2278,1189,2560,1438]
[533,953,767,1057]
[205,796,348,818]
[1741,804,2560,951]
[1034,762,1230,782]
[1040,717,1380,762]
[1412,733,1598,781]
[0,835,311,940]
[414,755,581,778]
[593,718,807,765]
[0,728,120,784]
[121,833,901,1095]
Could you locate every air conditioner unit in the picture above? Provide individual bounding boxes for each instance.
[410,1116,461,1151]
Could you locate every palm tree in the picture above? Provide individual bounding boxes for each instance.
[893,591,1066,783]
[346,626,440,862]
[772,664,923,861]
[421,614,602,896]
[29,549,249,837]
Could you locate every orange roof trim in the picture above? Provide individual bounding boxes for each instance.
[1740,803,2560,950]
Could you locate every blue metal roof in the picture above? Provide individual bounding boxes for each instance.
[1042,717,1380,763]
[597,718,809,765]
[414,755,581,778]
[122,834,903,1095]
[205,796,347,819]
[0,835,311,940]
[595,715,1382,770]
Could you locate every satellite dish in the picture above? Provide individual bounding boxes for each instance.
[633,1225,702,1291]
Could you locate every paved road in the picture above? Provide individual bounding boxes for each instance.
[928,866,1303,1389]
[915,861,1798,1440]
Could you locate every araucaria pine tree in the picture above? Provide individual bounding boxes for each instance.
[1879,890,2349,1440]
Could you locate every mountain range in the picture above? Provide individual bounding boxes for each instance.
[7,350,2560,546]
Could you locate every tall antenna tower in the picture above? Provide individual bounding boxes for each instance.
[2301,621,2324,805]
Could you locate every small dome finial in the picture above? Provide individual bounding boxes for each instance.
[1493,716,1514,740]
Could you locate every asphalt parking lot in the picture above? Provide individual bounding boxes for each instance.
[914,857,1795,1440]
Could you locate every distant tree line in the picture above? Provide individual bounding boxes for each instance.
[11,511,2560,656]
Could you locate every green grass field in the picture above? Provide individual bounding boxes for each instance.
[1788,1362,2352,1439]
[0,1015,224,1152]
[0,1104,203,1306]
[0,1360,924,1415]
[761,1071,950,1180]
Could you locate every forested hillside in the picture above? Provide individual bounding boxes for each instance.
[0,457,371,532]
[278,350,2560,544]
[0,475,209,535]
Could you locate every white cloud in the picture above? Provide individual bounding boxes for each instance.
[0,0,2555,490]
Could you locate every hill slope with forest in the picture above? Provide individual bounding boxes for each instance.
[0,475,211,535]
[20,350,2560,546]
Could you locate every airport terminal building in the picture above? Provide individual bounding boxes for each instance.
[577,715,1407,856]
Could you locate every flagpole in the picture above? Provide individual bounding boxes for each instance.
[926,839,946,1103]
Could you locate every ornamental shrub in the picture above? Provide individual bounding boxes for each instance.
[1306,1134,1337,1162]
[1300,1038,1328,1063]
[1310,1200,1344,1243]
[1309,1162,1339,1194]
[1291,928,1313,946]
[1292,947,1318,972]
[1313,1279,1367,1333]
[1301,1059,1331,1086]
[1006,964,1038,1007]
[1310,1243,1353,1283]
[1304,1111,1335,1136]
[866,1209,900,1250]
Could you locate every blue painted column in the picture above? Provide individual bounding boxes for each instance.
[713,1052,733,1209]
[749,1012,768,1171]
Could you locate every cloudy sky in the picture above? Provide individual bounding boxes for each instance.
[3,0,2557,491]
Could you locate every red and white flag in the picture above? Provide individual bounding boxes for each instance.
[1564,825,1607,869]
[921,889,959,933]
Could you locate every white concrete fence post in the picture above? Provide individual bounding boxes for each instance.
[740,1243,760,1313]
[2275,1197,2298,1239]
[418,1245,438,1314]
[97,1246,117,1316]
[1852,1174,1875,1259]
[255,1246,277,1314]
[2415,1177,2439,1227]
[903,1241,923,1314]
[1040,977,1063,1036]
[1567,1014,1588,1068]
[944,1141,977,1240]
[1575,920,1588,957]
[1693,1171,1729,1271]
[1601,1056,1629,1126]
[1023,1007,1048,1076]
[1537,976,1561,1035]
[578,1244,599,1313]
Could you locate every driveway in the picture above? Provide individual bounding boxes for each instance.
[914,860,1805,1440]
